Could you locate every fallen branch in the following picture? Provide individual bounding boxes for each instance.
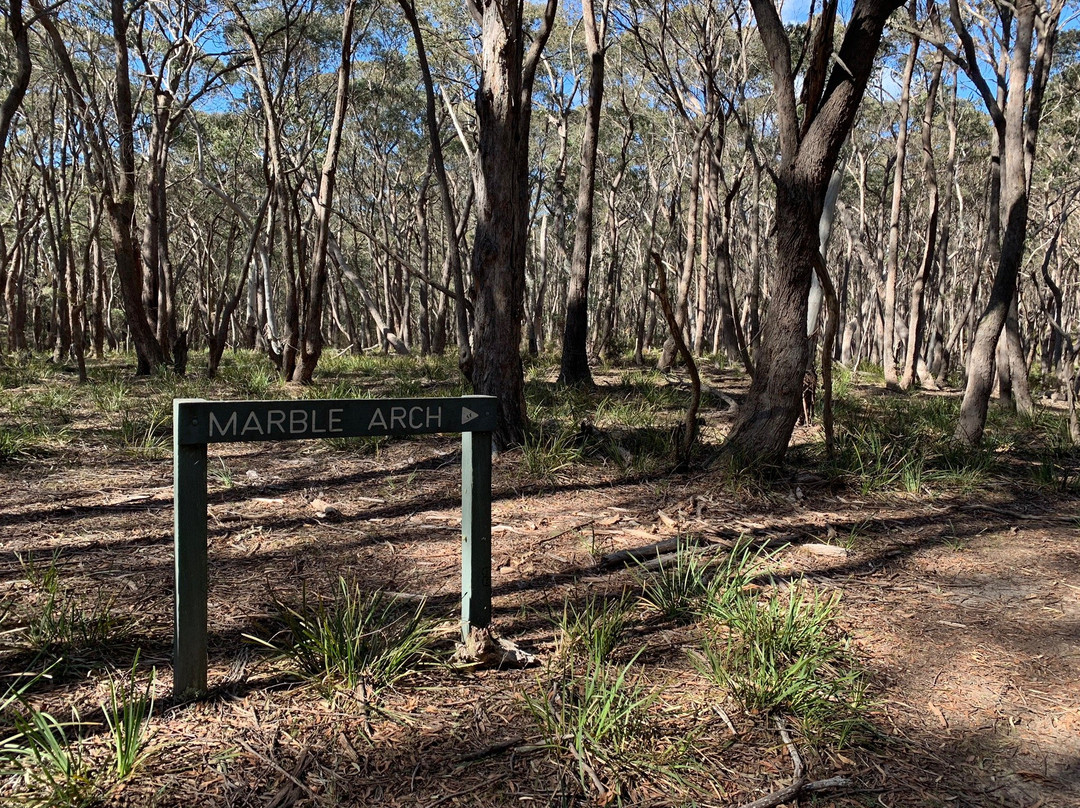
[737,775,853,808]
[776,716,804,780]
[568,742,609,799]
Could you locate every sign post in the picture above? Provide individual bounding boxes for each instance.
[172,395,496,697]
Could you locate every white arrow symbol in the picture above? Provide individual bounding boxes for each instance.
[462,407,478,425]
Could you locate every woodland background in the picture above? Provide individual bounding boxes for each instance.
[1,0,1079,457]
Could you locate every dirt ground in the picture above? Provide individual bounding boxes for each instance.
[1,371,1078,807]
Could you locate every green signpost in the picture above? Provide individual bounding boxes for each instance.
[172,395,496,697]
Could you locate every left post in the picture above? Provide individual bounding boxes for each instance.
[173,400,208,697]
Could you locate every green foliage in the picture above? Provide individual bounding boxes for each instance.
[15,553,126,658]
[0,353,52,389]
[701,540,772,620]
[29,388,75,421]
[88,379,131,414]
[208,457,234,489]
[521,421,585,476]
[0,420,70,463]
[555,594,632,664]
[828,395,991,494]
[0,425,35,463]
[218,352,281,397]
[697,584,868,745]
[101,654,155,780]
[634,540,713,621]
[118,401,172,457]
[1,707,96,808]
[249,579,435,695]
[523,651,670,799]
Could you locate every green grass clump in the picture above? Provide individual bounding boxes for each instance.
[634,541,713,621]
[555,594,633,664]
[1,706,96,808]
[249,578,435,696]
[0,422,70,463]
[523,652,674,800]
[217,351,281,396]
[828,395,991,494]
[88,379,131,414]
[118,401,171,457]
[14,552,127,660]
[697,583,868,745]
[101,655,155,780]
[0,426,34,463]
[521,422,584,476]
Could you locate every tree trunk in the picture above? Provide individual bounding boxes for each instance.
[468,0,558,449]
[882,19,919,387]
[293,0,358,384]
[401,0,472,373]
[724,0,905,465]
[956,0,1055,445]
[901,49,944,390]
[559,0,607,386]
[659,127,707,371]
[0,0,31,179]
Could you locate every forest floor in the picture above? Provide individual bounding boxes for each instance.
[1,352,1078,807]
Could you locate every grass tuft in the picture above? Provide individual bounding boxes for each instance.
[523,651,675,799]
[697,583,868,745]
[555,593,633,664]
[634,540,712,621]
[1,707,96,808]
[101,653,155,780]
[249,579,436,696]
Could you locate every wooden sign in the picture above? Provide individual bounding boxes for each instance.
[174,397,496,444]
[172,395,496,697]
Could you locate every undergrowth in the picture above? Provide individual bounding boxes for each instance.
[697,583,869,746]
[248,578,436,699]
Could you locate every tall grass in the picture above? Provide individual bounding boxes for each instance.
[634,540,713,621]
[523,652,670,799]
[1,705,95,808]
[101,654,155,780]
[555,594,633,665]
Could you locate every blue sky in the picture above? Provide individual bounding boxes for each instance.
[781,0,814,24]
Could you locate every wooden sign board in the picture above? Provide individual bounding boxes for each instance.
[173,395,496,697]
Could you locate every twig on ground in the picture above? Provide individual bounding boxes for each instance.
[737,775,854,808]
[237,740,319,805]
[568,742,609,799]
[457,736,525,763]
[714,705,738,736]
[775,716,804,780]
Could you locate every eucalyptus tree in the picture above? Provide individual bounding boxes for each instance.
[900,42,949,390]
[944,0,1066,445]
[881,3,920,387]
[0,0,31,179]
[226,0,382,381]
[398,0,471,367]
[722,0,907,465]
[467,0,559,448]
[557,0,612,385]
[30,0,169,372]
[130,0,245,372]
